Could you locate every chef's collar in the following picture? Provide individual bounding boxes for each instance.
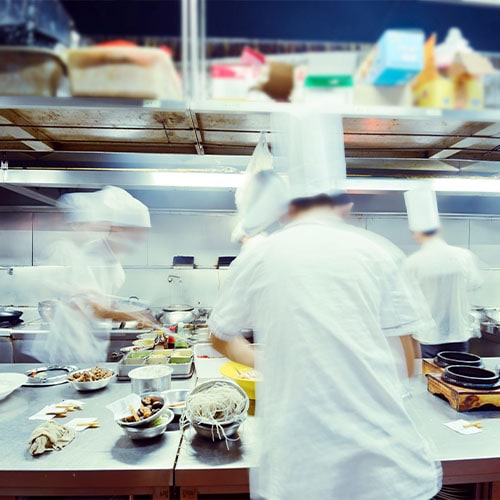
[421,235,445,248]
[288,207,343,227]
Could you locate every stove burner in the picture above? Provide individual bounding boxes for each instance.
[442,365,500,390]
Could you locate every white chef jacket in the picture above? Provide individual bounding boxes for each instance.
[209,210,442,500]
[404,238,482,345]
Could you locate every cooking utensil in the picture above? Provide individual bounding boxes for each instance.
[24,365,78,387]
[442,365,500,389]
[162,388,191,417]
[129,366,173,394]
[435,351,483,369]
[0,308,23,325]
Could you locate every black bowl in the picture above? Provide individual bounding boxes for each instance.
[435,351,483,369]
[442,365,500,389]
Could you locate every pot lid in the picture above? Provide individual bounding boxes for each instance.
[162,304,194,312]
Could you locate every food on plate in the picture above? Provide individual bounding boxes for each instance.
[236,369,261,381]
[68,366,113,382]
[121,395,164,423]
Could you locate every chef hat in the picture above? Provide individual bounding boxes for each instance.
[58,187,151,228]
[96,186,151,228]
[404,187,440,232]
[272,109,346,200]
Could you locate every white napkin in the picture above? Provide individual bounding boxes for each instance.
[29,400,86,421]
[106,394,141,420]
[66,418,98,432]
[445,419,483,435]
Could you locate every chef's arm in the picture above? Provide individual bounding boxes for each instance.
[91,302,159,327]
[400,335,420,377]
[211,335,255,368]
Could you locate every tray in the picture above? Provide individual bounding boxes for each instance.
[116,357,194,381]
[23,365,78,386]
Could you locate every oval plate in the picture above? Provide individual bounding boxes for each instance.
[24,365,78,386]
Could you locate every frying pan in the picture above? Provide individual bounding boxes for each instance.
[0,308,23,325]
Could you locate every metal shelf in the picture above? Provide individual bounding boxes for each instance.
[0,96,498,177]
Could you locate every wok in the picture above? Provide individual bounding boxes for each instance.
[158,304,199,325]
[0,308,23,324]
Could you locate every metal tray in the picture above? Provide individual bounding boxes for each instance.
[23,365,78,386]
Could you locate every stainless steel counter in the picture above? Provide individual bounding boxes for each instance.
[0,363,193,499]
[173,359,500,498]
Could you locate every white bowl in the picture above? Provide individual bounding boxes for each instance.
[68,369,115,392]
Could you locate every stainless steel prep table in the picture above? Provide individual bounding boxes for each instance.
[175,359,500,499]
[0,363,193,499]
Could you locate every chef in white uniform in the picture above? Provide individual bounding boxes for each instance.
[209,111,442,500]
[404,187,483,358]
[34,187,154,364]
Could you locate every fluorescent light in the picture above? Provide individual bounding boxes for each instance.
[151,171,244,188]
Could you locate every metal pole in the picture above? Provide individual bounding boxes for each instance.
[189,0,200,100]
[181,0,190,99]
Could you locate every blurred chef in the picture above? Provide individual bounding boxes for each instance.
[231,132,289,251]
[33,186,155,364]
[404,187,482,358]
[331,192,354,220]
[210,110,442,500]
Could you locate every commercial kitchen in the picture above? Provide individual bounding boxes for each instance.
[2,1,500,499]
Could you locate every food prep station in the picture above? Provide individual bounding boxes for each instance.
[2,357,500,500]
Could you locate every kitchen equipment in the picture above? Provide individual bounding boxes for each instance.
[158,304,199,325]
[0,308,23,325]
[219,361,258,400]
[118,410,174,440]
[217,256,236,268]
[442,365,500,389]
[427,372,500,411]
[434,351,483,369]
[192,421,241,440]
[0,47,65,96]
[162,389,191,417]
[0,373,28,401]
[24,365,78,386]
[129,366,173,395]
[38,300,55,322]
[172,256,195,268]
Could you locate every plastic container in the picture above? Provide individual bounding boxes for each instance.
[0,47,65,96]
[67,47,182,100]
[124,351,150,365]
[129,365,173,395]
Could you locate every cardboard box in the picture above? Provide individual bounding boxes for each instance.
[354,84,413,106]
[413,78,454,109]
[211,63,262,100]
[258,61,295,101]
[358,30,424,86]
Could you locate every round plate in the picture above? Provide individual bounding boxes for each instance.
[24,365,78,386]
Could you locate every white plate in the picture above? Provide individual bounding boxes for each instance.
[0,373,28,401]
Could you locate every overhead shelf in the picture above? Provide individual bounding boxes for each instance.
[0,96,499,177]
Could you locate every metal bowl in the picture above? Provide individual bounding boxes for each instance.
[118,409,174,440]
[68,369,115,392]
[192,421,241,440]
[162,388,191,416]
[38,300,55,322]
[118,394,167,428]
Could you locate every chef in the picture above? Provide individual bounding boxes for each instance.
[209,111,442,500]
[331,192,354,220]
[404,187,483,358]
[33,186,155,364]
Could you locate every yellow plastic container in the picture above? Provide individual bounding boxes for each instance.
[413,77,454,109]
[219,361,257,400]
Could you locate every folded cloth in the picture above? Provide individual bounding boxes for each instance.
[29,420,76,456]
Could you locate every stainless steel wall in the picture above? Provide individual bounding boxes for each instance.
[1,209,500,307]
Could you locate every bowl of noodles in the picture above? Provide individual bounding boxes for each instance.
[180,379,249,444]
[219,361,260,400]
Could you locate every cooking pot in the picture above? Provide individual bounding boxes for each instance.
[442,365,500,389]
[435,351,483,369]
[0,308,23,325]
[158,304,199,325]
